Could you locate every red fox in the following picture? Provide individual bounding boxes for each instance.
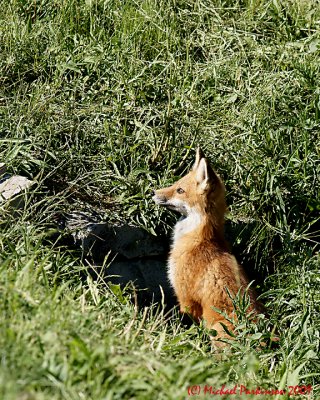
[153,148,262,343]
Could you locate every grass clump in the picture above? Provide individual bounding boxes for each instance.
[0,0,319,399]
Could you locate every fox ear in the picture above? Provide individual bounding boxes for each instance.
[195,158,209,188]
[195,158,217,192]
[192,147,205,171]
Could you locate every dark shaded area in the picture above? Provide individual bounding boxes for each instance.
[51,215,178,311]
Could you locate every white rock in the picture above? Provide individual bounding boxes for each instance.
[0,175,34,202]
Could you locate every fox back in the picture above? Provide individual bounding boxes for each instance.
[153,148,262,342]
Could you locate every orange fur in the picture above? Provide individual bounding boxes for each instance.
[153,148,262,344]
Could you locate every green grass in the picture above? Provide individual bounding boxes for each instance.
[0,0,320,399]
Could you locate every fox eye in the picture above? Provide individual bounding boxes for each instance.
[176,188,185,194]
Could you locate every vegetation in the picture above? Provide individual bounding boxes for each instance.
[0,0,319,398]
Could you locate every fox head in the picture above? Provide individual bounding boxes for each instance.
[152,148,227,227]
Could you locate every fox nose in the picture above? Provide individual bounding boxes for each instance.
[151,190,155,196]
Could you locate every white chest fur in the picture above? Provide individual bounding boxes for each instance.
[167,258,176,288]
[173,210,202,242]
[167,210,202,287]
